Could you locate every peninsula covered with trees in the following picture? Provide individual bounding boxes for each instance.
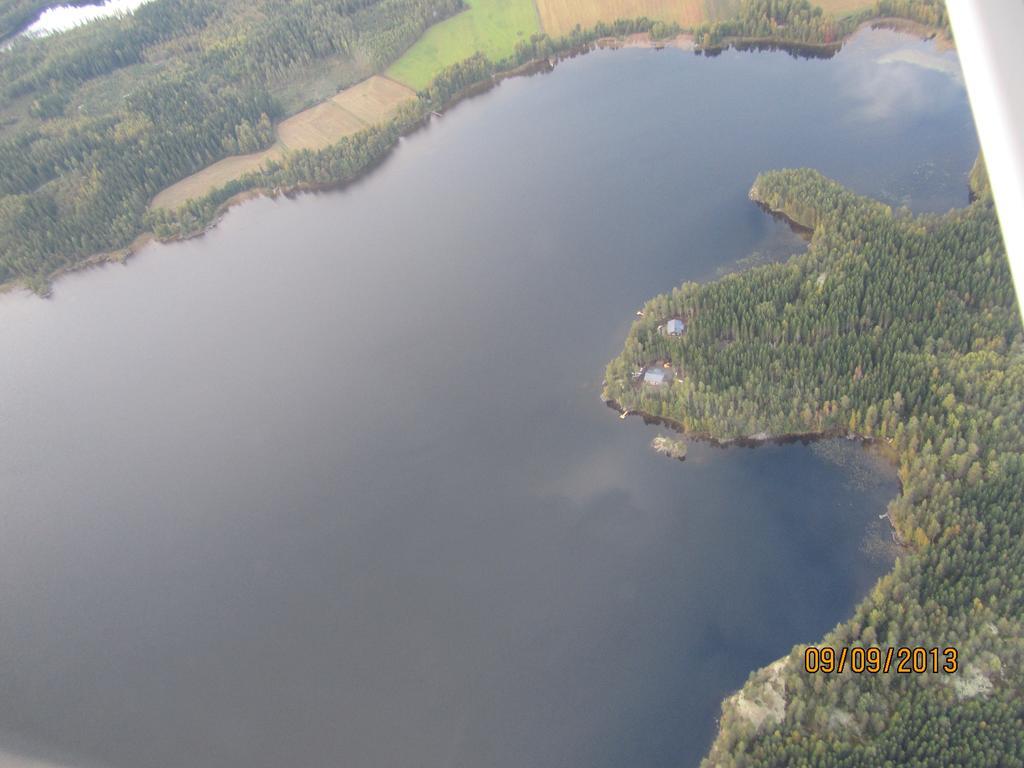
[604,164,1024,765]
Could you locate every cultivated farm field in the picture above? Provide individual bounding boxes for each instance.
[812,0,875,16]
[386,0,541,90]
[278,76,415,151]
[535,0,707,37]
[150,150,284,211]
[151,76,414,210]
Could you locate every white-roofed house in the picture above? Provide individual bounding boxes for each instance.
[644,367,669,386]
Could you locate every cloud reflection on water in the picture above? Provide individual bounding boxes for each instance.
[836,30,964,124]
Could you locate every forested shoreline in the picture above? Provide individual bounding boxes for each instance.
[0,0,465,293]
[694,0,948,49]
[0,0,950,294]
[143,17,684,245]
[604,167,1024,766]
[143,0,952,259]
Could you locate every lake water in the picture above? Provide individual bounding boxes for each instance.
[12,0,153,40]
[0,29,974,768]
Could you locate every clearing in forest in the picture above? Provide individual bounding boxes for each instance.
[534,0,708,37]
[277,76,415,150]
[386,0,541,91]
[151,76,415,210]
[150,148,286,210]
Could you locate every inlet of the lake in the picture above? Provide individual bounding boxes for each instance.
[0,28,975,768]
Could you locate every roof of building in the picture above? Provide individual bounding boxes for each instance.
[666,318,685,333]
[644,368,668,383]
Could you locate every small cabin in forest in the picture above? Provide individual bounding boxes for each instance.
[666,318,686,336]
[644,368,669,386]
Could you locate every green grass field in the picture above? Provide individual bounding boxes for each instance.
[386,0,541,90]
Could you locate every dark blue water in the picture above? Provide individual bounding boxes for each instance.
[0,28,973,768]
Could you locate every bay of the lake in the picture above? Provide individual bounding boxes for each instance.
[0,28,974,768]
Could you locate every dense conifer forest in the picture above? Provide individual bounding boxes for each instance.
[604,166,1024,767]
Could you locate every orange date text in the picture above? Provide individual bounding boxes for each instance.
[803,646,958,674]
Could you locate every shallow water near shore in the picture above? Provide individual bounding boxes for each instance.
[0,28,972,768]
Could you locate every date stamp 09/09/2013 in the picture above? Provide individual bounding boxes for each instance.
[803,646,959,675]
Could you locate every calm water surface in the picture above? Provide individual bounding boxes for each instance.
[7,0,154,41]
[0,29,974,768]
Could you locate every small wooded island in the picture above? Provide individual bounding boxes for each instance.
[604,163,1024,766]
[651,434,688,460]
